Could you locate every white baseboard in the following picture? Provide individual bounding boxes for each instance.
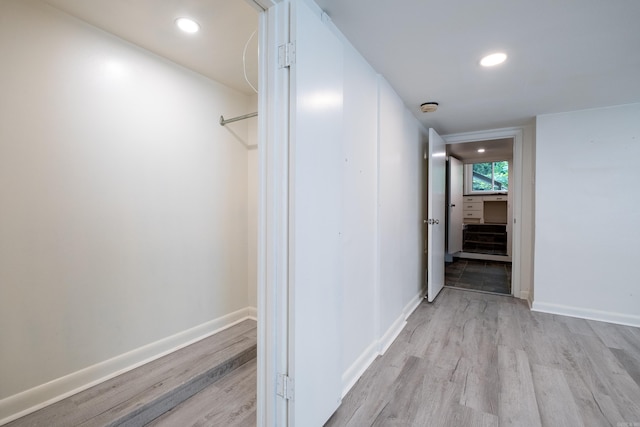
[519,290,530,302]
[341,341,379,398]
[377,314,407,356]
[341,291,423,398]
[247,306,258,321]
[531,301,640,328]
[403,292,423,320]
[0,307,256,426]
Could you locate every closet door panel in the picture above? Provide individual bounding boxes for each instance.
[289,0,344,425]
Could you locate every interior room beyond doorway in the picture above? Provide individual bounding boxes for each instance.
[446,138,514,295]
[445,258,512,295]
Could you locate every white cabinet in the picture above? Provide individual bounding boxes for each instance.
[483,195,507,202]
[463,209,483,220]
[461,195,510,256]
[463,201,483,211]
[462,195,508,224]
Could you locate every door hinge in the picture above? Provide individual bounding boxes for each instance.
[278,42,296,68]
[277,373,294,400]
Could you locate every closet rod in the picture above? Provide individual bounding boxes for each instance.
[219,112,258,126]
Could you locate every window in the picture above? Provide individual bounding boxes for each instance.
[466,160,509,193]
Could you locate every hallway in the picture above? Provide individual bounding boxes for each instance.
[325,288,640,426]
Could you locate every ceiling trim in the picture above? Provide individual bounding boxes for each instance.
[247,0,281,12]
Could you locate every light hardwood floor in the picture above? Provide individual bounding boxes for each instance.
[6,321,256,427]
[148,360,256,427]
[325,288,640,427]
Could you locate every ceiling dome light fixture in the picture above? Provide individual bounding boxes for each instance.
[477,148,486,153]
[420,102,439,113]
[175,17,200,33]
[480,52,507,67]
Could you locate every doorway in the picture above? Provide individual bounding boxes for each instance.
[442,128,524,297]
[0,0,266,423]
[445,137,513,295]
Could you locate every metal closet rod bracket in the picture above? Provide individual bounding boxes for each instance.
[219,112,258,126]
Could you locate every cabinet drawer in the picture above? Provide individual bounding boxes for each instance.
[463,202,483,211]
[483,195,507,201]
[463,196,480,202]
[464,210,482,218]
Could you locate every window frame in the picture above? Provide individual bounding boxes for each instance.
[463,160,510,195]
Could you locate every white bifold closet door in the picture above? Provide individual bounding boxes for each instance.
[289,0,344,425]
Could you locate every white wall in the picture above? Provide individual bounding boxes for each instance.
[533,103,640,326]
[338,43,427,394]
[318,16,426,398]
[340,43,379,385]
[0,0,252,418]
[400,108,426,309]
[378,77,425,343]
[247,94,259,310]
[377,78,412,335]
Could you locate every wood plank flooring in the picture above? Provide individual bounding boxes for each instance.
[325,288,640,427]
[148,359,256,427]
[6,320,256,427]
[10,292,639,427]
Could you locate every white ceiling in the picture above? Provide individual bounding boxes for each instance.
[41,0,640,135]
[43,0,260,96]
[447,138,513,163]
[315,0,640,134]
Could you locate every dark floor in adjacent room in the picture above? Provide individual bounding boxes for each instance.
[445,258,511,295]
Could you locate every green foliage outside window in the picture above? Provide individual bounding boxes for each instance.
[472,161,508,191]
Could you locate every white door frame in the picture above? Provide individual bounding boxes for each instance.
[251,0,290,426]
[442,127,524,299]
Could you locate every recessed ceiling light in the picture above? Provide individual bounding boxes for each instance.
[175,17,200,34]
[477,148,486,153]
[480,52,507,67]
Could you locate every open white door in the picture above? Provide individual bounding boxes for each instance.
[448,156,463,254]
[289,0,344,425]
[427,128,446,302]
